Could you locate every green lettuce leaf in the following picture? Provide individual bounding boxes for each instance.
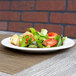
[30,28,37,34]
[21,36,32,47]
[41,29,48,36]
[29,28,48,48]
[39,36,46,41]
[43,45,51,48]
[28,45,37,48]
[36,40,44,48]
[62,36,67,42]
[55,35,62,47]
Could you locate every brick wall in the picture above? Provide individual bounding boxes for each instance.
[0,0,76,38]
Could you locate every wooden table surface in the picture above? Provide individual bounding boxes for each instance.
[0,31,75,76]
[0,34,62,75]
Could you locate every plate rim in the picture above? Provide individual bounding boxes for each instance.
[1,37,75,52]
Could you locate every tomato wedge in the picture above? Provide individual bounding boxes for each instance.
[45,39,57,47]
[48,32,58,38]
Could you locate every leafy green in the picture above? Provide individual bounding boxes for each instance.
[41,29,48,36]
[21,36,28,47]
[28,45,37,48]
[33,35,45,48]
[30,28,48,41]
[30,28,48,48]
[62,36,67,42]
[36,40,44,48]
[18,35,23,45]
[38,29,48,39]
[55,35,62,47]
[30,28,37,34]
[21,36,32,47]
[33,33,39,40]
[29,28,67,48]
[43,45,51,48]
[39,36,46,41]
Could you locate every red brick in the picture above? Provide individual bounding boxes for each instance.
[22,12,48,22]
[0,22,7,30]
[68,0,76,11]
[65,25,76,38]
[36,0,65,11]
[11,1,34,10]
[34,24,44,32]
[34,24,63,35]
[50,13,76,24]
[0,1,9,10]
[8,22,32,32]
[0,12,20,21]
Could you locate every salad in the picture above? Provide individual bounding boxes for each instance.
[10,28,67,48]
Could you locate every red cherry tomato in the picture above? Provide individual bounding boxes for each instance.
[48,32,58,38]
[45,39,57,47]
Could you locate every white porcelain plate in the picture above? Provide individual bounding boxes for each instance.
[1,37,75,53]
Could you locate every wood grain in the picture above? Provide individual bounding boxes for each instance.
[0,34,62,74]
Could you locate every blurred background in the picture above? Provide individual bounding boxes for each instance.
[0,0,76,38]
